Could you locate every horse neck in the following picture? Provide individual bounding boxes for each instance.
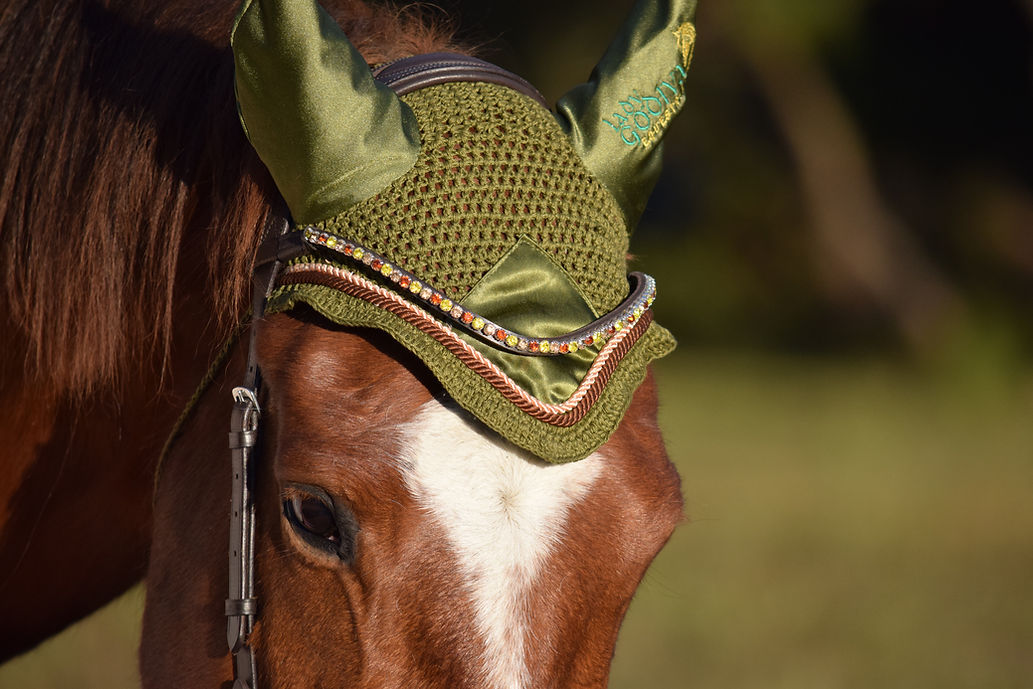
[1,0,468,663]
[0,0,263,658]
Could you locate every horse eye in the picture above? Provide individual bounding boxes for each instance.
[285,495,341,546]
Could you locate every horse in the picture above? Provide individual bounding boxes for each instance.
[0,0,691,686]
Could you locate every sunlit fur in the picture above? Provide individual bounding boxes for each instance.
[0,1,685,686]
[0,0,463,396]
[401,401,603,689]
[0,0,461,660]
[140,315,683,688]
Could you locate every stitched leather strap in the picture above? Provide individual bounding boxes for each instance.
[226,206,291,689]
[373,52,548,107]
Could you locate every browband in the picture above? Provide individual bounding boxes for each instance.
[292,226,657,358]
[373,52,548,107]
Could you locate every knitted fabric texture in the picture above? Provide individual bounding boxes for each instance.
[267,278,674,463]
[267,81,676,462]
[314,82,630,313]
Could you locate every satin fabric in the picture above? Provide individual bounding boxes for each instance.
[458,237,601,405]
[233,0,696,231]
[556,0,697,229]
[232,0,420,224]
[266,279,677,462]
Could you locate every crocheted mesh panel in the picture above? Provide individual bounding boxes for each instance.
[317,82,630,313]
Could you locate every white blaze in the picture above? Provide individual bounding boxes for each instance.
[401,399,602,689]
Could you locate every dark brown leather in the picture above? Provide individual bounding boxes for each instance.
[373,52,548,108]
[225,207,290,689]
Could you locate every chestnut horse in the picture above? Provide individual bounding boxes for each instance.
[0,0,683,687]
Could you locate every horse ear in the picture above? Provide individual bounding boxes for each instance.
[555,0,697,231]
[231,0,420,224]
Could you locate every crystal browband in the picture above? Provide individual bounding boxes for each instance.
[275,261,653,424]
[301,226,657,358]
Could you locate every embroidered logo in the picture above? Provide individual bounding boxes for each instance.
[673,22,696,70]
[603,21,696,151]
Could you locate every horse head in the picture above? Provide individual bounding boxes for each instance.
[142,0,695,687]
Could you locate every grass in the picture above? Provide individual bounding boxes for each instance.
[610,352,1033,689]
[2,351,1031,688]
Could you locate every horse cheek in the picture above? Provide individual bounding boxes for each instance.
[142,372,238,689]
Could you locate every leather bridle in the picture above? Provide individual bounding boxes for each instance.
[221,54,547,689]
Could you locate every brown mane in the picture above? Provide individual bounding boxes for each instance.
[0,0,463,396]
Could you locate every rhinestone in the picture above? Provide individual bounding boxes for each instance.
[540,341,551,353]
[471,317,485,330]
[410,281,423,294]
[529,341,540,352]
[633,307,643,319]
[560,343,569,353]
[399,276,411,289]
[371,259,383,270]
[362,252,373,265]
[318,233,328,243]
[494,329,507,342]
[420,287,433,300]
[593,333,604,345]
[568,342,579,353]
[583,336,594,347]
[343,244,354,256]
[614,321,623,331]
[483,323,497,337]
[381,264,394,277]
[352,247,364,260]
[439,298,453,311]
[461,311,474,324]
[517,339,529,351]
[326,236,337,248]
[451,305,464,319]
[430,293,443,306]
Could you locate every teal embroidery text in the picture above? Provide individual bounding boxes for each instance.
[603,65,688,150]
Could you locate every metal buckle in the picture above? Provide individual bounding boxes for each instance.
[232,386,261,414]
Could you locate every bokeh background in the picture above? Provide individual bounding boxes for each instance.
[2,0,1031,687]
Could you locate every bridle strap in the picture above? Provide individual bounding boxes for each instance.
[226,205,293,689]
[221,54,543,689]
[372,52,548,107]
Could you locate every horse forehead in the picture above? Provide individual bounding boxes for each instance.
[259,315,434,414]
[400,399,602,527]
[399,399,604,689]
[398,400,605,582]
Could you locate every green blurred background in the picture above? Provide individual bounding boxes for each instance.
[2,0,1031,687]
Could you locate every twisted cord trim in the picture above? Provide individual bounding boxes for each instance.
[277,262,651,426]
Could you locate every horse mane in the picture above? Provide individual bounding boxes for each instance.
[0,0,463,396]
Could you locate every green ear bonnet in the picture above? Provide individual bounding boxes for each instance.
[231,0,697,462]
